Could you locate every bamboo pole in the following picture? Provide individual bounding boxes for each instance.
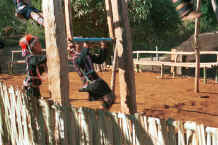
[104,0,118,93]
[105,0,115,38]
[194,0,201,93]
[64,0,73,40]
[42,0,71,144]
[111,0,137,114]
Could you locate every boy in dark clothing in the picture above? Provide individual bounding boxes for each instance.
[68,41,115,109]
[172,0,201,20]
[13,0,44,26]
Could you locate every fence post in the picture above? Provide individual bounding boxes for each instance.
[136,52,140,72]
[215,68,218,83]
[137,52,139,61]
[156,46,159,61]
[9,52,14,74]
[161,64,164,79]
[216,54,218,83]
[171,49,176,78]
[203,67,207,84]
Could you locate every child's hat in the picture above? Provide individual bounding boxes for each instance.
[19,34,38,56]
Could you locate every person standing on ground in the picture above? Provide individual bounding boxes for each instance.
[19,34,47,98]
[19,34,47,142]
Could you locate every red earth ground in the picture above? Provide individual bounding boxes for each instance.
[1,72,218,128]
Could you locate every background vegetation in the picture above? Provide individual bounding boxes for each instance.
[0,0,217,50]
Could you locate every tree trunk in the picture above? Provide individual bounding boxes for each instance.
[211,0,218,22]
[111,0,137,114]
[42,0,71,144]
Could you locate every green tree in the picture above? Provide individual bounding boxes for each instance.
[71,0,183,50]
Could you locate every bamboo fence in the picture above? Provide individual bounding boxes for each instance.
[0,82,217,145]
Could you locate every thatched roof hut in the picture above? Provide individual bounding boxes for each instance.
[175,31,218,62]
[176,31,218,51]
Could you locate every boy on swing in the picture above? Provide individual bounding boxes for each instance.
[172,0,202,20]
[68,41,115,110]
[13,0,44,26]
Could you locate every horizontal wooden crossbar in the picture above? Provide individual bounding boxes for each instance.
[134,60,218,68]
[72,37,113,42]
[133,50,218,69]
[133,51,218,55]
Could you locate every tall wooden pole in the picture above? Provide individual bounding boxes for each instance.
[105,0,115,38]
[64,0,73,40]
[194,0,201,93]
[63,1,76,144]
[42,0,71,145]
[104,0,117,93]
[111,0,137,114]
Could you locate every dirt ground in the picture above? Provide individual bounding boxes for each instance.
[1,72,218,128]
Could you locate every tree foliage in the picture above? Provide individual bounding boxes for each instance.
[0,0,217,49]
[71,0,183,49]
